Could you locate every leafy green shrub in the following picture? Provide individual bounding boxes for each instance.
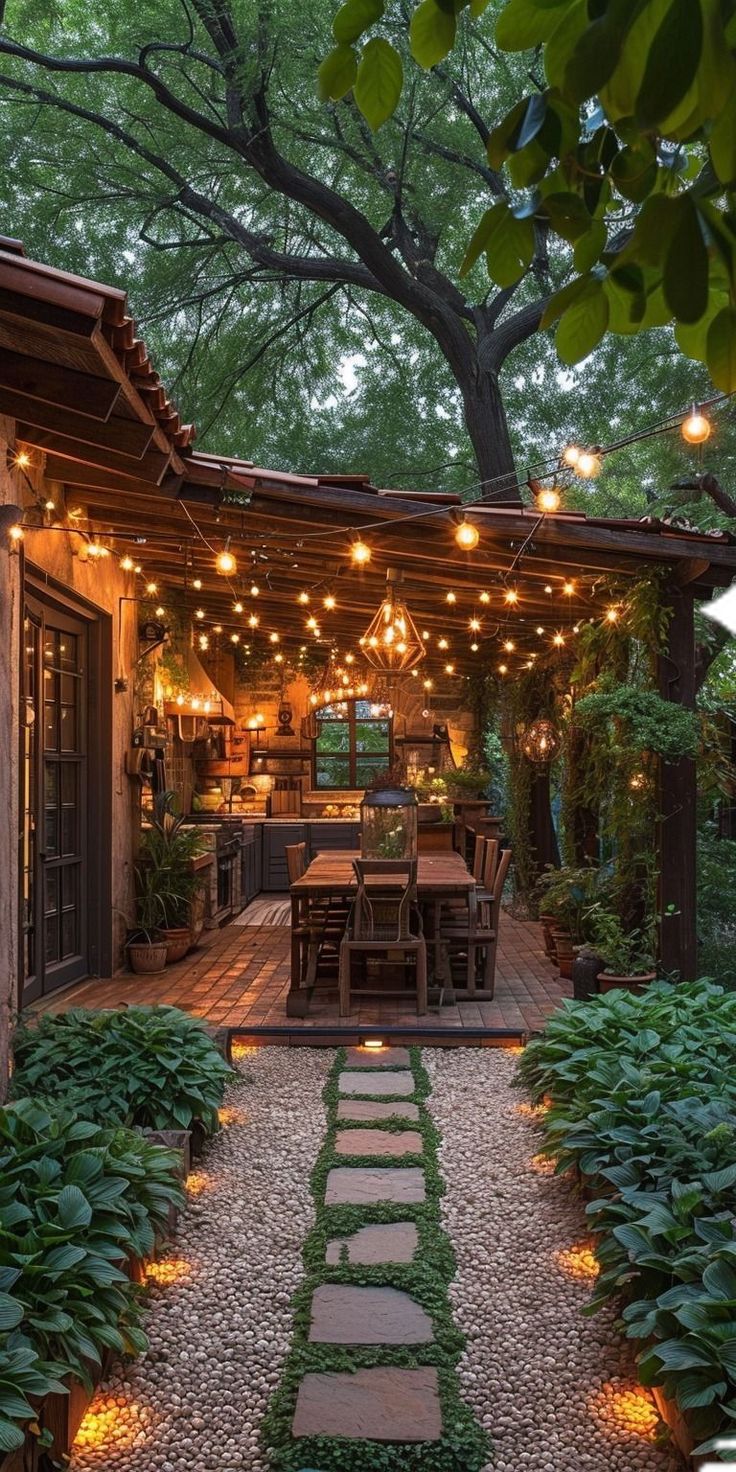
[12,1006,233,1134]
[0,1098,184,1390]
[0,1328,67,1455]
[517,981,736,1454]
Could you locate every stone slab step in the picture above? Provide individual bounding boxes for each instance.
[339,1070,414,1097]
[344,1046,411,1069]
[337,1098,420,1123]
[326,1221,418,1266]
[292,1366,442,1441]
[325,1166,425,1205]
[309,1284,433,1344]
[335,1127,422,1158]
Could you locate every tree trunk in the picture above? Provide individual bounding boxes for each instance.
[460,370,521,506]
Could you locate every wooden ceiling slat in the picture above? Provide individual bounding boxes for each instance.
[0,346,121,422]
[36,435,173,484]
[7,392,155,458]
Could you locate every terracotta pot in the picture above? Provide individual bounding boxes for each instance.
[551,928,574,980]
[162,927,192,964]
[598,971,657,994]
[128,941,168,975]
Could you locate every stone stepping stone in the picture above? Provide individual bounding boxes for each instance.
[339,1070,414,1097]
[335,1127,422,1158]
[326,1221,418,1266]
[309,1284,433,1345]
[325,1166,425,1205]
[337,1098,420,1123]
[345,1046,411,1069]
[292,1366,442,1441]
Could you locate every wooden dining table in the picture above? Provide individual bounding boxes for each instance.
[287,849,477,1016]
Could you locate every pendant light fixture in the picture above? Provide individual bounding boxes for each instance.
[360,568,425,672]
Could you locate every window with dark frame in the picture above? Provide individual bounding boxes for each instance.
[313,699,392,789]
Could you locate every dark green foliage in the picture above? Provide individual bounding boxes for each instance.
[0,1096,184,1444]
[12,1006,233,1135]
[517,981,736,1453]
[136,791,207,932]
[262,1048,490,1472]
[573,685,701,763]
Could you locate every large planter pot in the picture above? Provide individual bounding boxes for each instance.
[539,913,557,961]
[572,950,604,1000]
[161,927,192,964]
[552,928,575,980]
[598,971,657,994]
[128,940,168,975]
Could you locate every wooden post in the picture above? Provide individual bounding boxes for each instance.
[657,586,697,980]
[529,769,560,876]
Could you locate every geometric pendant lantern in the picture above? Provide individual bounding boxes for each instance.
[359,569,426,672]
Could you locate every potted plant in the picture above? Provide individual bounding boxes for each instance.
[535,864,602,978]
[589,910,657,992]
[136,793,207,963]
[126,921,168,976]
[445,766,492,800]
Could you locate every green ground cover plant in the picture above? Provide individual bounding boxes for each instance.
[263,1048,489,1472]
[11,1006,233,1135]
[517,981,736,1455]
[0,1097,184,1451]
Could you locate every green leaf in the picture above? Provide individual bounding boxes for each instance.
[332,0,385,43]
[496,0,562,50]
[542,190,591,242]
[635,0,703,129]
[707,306,736,391]
[483,202,535,287]
[540,271,593,328]
[410,0,457,68]
[354,37,403,129]
[556,280,609,363]
[663,198,708,323]
[610,142,658,203]
[704,1258,736,1302]
[0,1294,23,1332]
[56,1184,93,1230]
[0,1418,25,1453]
[710,89,736,185]
[317,44,358,102]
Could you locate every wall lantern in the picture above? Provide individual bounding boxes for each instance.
[520,718,560,764]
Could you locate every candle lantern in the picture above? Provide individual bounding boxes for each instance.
[360,786,418,860]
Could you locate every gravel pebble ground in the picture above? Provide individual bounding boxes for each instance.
[69,1047,329,1472]
[424,1047,680,1472]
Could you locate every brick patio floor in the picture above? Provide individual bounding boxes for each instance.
[33,912,570,1036]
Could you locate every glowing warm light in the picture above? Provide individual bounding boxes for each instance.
[605,606,621,623]
[306,615,318,630]
[553,632,566,647]
[554,1243,599,1281]
[469,618,481,632]
[681,406,711,445]
[536,625,544,635]
[218,1106,245,1126]
[324,594,336,610]
[445,662,455,674]
[363,1039,384,1050]
[185,1173,210,1197]
[545,583,553,594]
[576,448,602,478]
[275,652,284,663]
[536,485,562,513]
[504,588,519,606]
[498,663,508,674]
[351,540,371,565]
[193,578,202,590]
[503,639,515,653]
[562,580,575,595]
[438,637,449,650]
[145,1258,192,1285]
[230,633,240,644]
[87,542,110,559]
[233,601,244,614]
[248,614,259,628]
[250,583,259,597]
[446,591,457,604]
[155,606,165,617]
[231,1041,259,1058]
[44,499,56,511]
[198,635,209,651]
[298,591,310,604]
[195,609,205,620]
[423,678,433,690]
[74,1399,148,1453]
[629,771,647,791]
[345,653,355,664]
[120,555,134,571]
[13,449,31,470]
[562,443,581,468]
[516,1101,547,1122]
[455,519,479,550]
[145,581,157,594]
[470,642,479,652]
[589,1382,659,1442]
[216,549,237,576]
[479,591,490,604]
[269,631,280,643]
[529,1152,556,1175]
[8,523,24,542]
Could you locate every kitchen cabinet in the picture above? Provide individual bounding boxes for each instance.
[262,822,307,891]
[308,821,359,853]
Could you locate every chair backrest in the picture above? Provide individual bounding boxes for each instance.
[285,842,307,884]
[471,832,486,883]
[351,858,417,942]
[481,837,499,891]
[491,848,512,926]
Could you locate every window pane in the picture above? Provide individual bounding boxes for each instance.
[356,757,391,786]
[319,702,348,720]
[59,634,78,672]
[60,705,77,752]
[355,721,390,753]
[317,721,350,754]
[316,757,351,789]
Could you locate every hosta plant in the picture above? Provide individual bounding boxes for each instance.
[12,1005,233,1134]
[0,1320,67,1455]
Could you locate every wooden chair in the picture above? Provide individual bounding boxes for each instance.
[339,858,427,1017]
[440,847,512,997]
[286,842,345,986]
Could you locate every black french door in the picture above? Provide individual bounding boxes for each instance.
[22,596,89,1002]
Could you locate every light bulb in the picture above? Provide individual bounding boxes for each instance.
[298,591,310,604]
[471,642,479,652]
[216,549,237,575]
[553,632,565,647]
[307,616,317,630]
[323,594,336,610]
[681,406,711,445]
[345,653,354,664]
[536,485,561,513]
[269,632,279,643]
[479,592,490,604]
[446,591,456,604]
[198,635,209,650]
[469,618,481,632]
[13,449,31,469]
[445,662,455,674]
[503,639,515,652]
[562,444,581,467]
[504,588,519,606]
[606,606,620,623]
[213,624,223,634]
[536,626,544,635]
[545,584,553,594]
[44,499,55,512]
[155,605,165,617]
[134,565,142,575]
[233,601,244,614]
[351,540,371,565]
[575,449,602,478]
[145,581,157,594]
[248,615,259,629]
[563,580,575,595]
[195,608,205,620]
[455,519,479,550]
[193,578,202,590]
[438,637,449,650]
[498,663,508,675]
[275,652,284,663]
[231,633,240,643]
[120,555,134,571]
[423,679,433,690]
[176,695,185,707]
[8,523,24,542]
[250,583,259,596]
[422,630,430,640]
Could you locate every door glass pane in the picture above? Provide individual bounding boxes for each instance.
[61,803,77,856]
[45,869,59,915]
[60,704,77,752]
[45,913,59,965]
[59,634,78,672]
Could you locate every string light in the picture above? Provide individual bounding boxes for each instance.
[87,542,110,559]
[216,548,237,576]
[561,444,581,468]
[545,584,553,594]
[536,625,544,635]
[479,591,490,604]
[120,555,134,571]
[155,605,165,617]
[350,539,371,565]
[145,581,157,594]
[553,632,565,647]
[438,637,449,650]
[562,580,575,595]
[298,591,310,604]
[250,583,260,596]
[193,578,202,590]
[13,449,31,470]
[248,614,259,628]
[8,523,24,542]
[231,632,240,644]
[504,588,519,606]
[323,594,336,610]
[195,609,205,620]
[498,663,508,674]
[306,615,318,630]
[606,606,621,623]
[423,678,433,690]
[503,639,515,652]
[233,601,244,614]
[681,405,711,444]
[469,617,481,631]
[470,642,479,652]
[445,662,455,674]
[275,652,284,663]
[44,499,55,512]
[536,484,562,513]
[455,519,479,550]
[198,634,209,651]
[575,448,602,478]
[213,624,223,634]
[269,632,280,643]
[446,591,456,604]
